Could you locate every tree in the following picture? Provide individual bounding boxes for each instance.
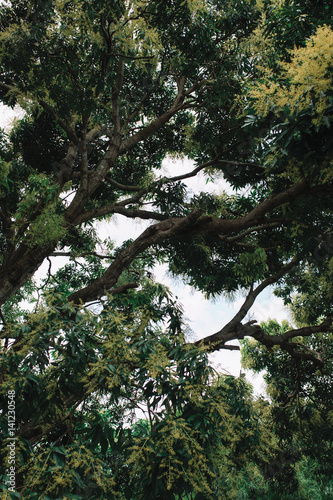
[0,0,333,497]
[241,317,333,499]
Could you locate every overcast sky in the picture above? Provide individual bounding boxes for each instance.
[0,103,292,395]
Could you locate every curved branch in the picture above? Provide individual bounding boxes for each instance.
[256,316,333,346]
[197,317,332,366]
[119,76,187,153]
[0,176,314,307]
[219,220,289,243]
[195,257,301,349]
[73,204,167,225]
[67,210,205,305]
[162,155,221,183]
[105,175,142,192]
[67,179,314,306]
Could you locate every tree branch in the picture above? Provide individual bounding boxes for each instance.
[112,58,124,137]
[195,257,301,349]
[255,316,333,345]
[66,178,315,306]
[72,203,167,226]
[107,282,138,295]
[218,221,288,243]
[39,99,78,144]
[104,175,142,192]
[50,251,115,260]
[67,210,205,305]
[119,75,187,153]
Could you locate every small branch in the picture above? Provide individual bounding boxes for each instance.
[161,156,221,184]
[113,53,155,60]
[50,251,115,260]
[45,257,52,287]
[105,175,141,192]
[72,204,167,225]
[219,221,287,244]
[119,74,187,153]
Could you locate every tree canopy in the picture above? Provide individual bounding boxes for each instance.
[0,0,332,498]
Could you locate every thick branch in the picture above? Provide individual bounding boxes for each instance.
[67,210,205,305]
[197,316,332,366]
[0,176,313,307]
[66,179,313,306]
[254,316,333,346]
[107,282,138,295]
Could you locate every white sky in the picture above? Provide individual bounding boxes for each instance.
[0,103,292,396]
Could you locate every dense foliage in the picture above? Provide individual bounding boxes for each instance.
[0,0,332,497]
[241,317,333,499]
